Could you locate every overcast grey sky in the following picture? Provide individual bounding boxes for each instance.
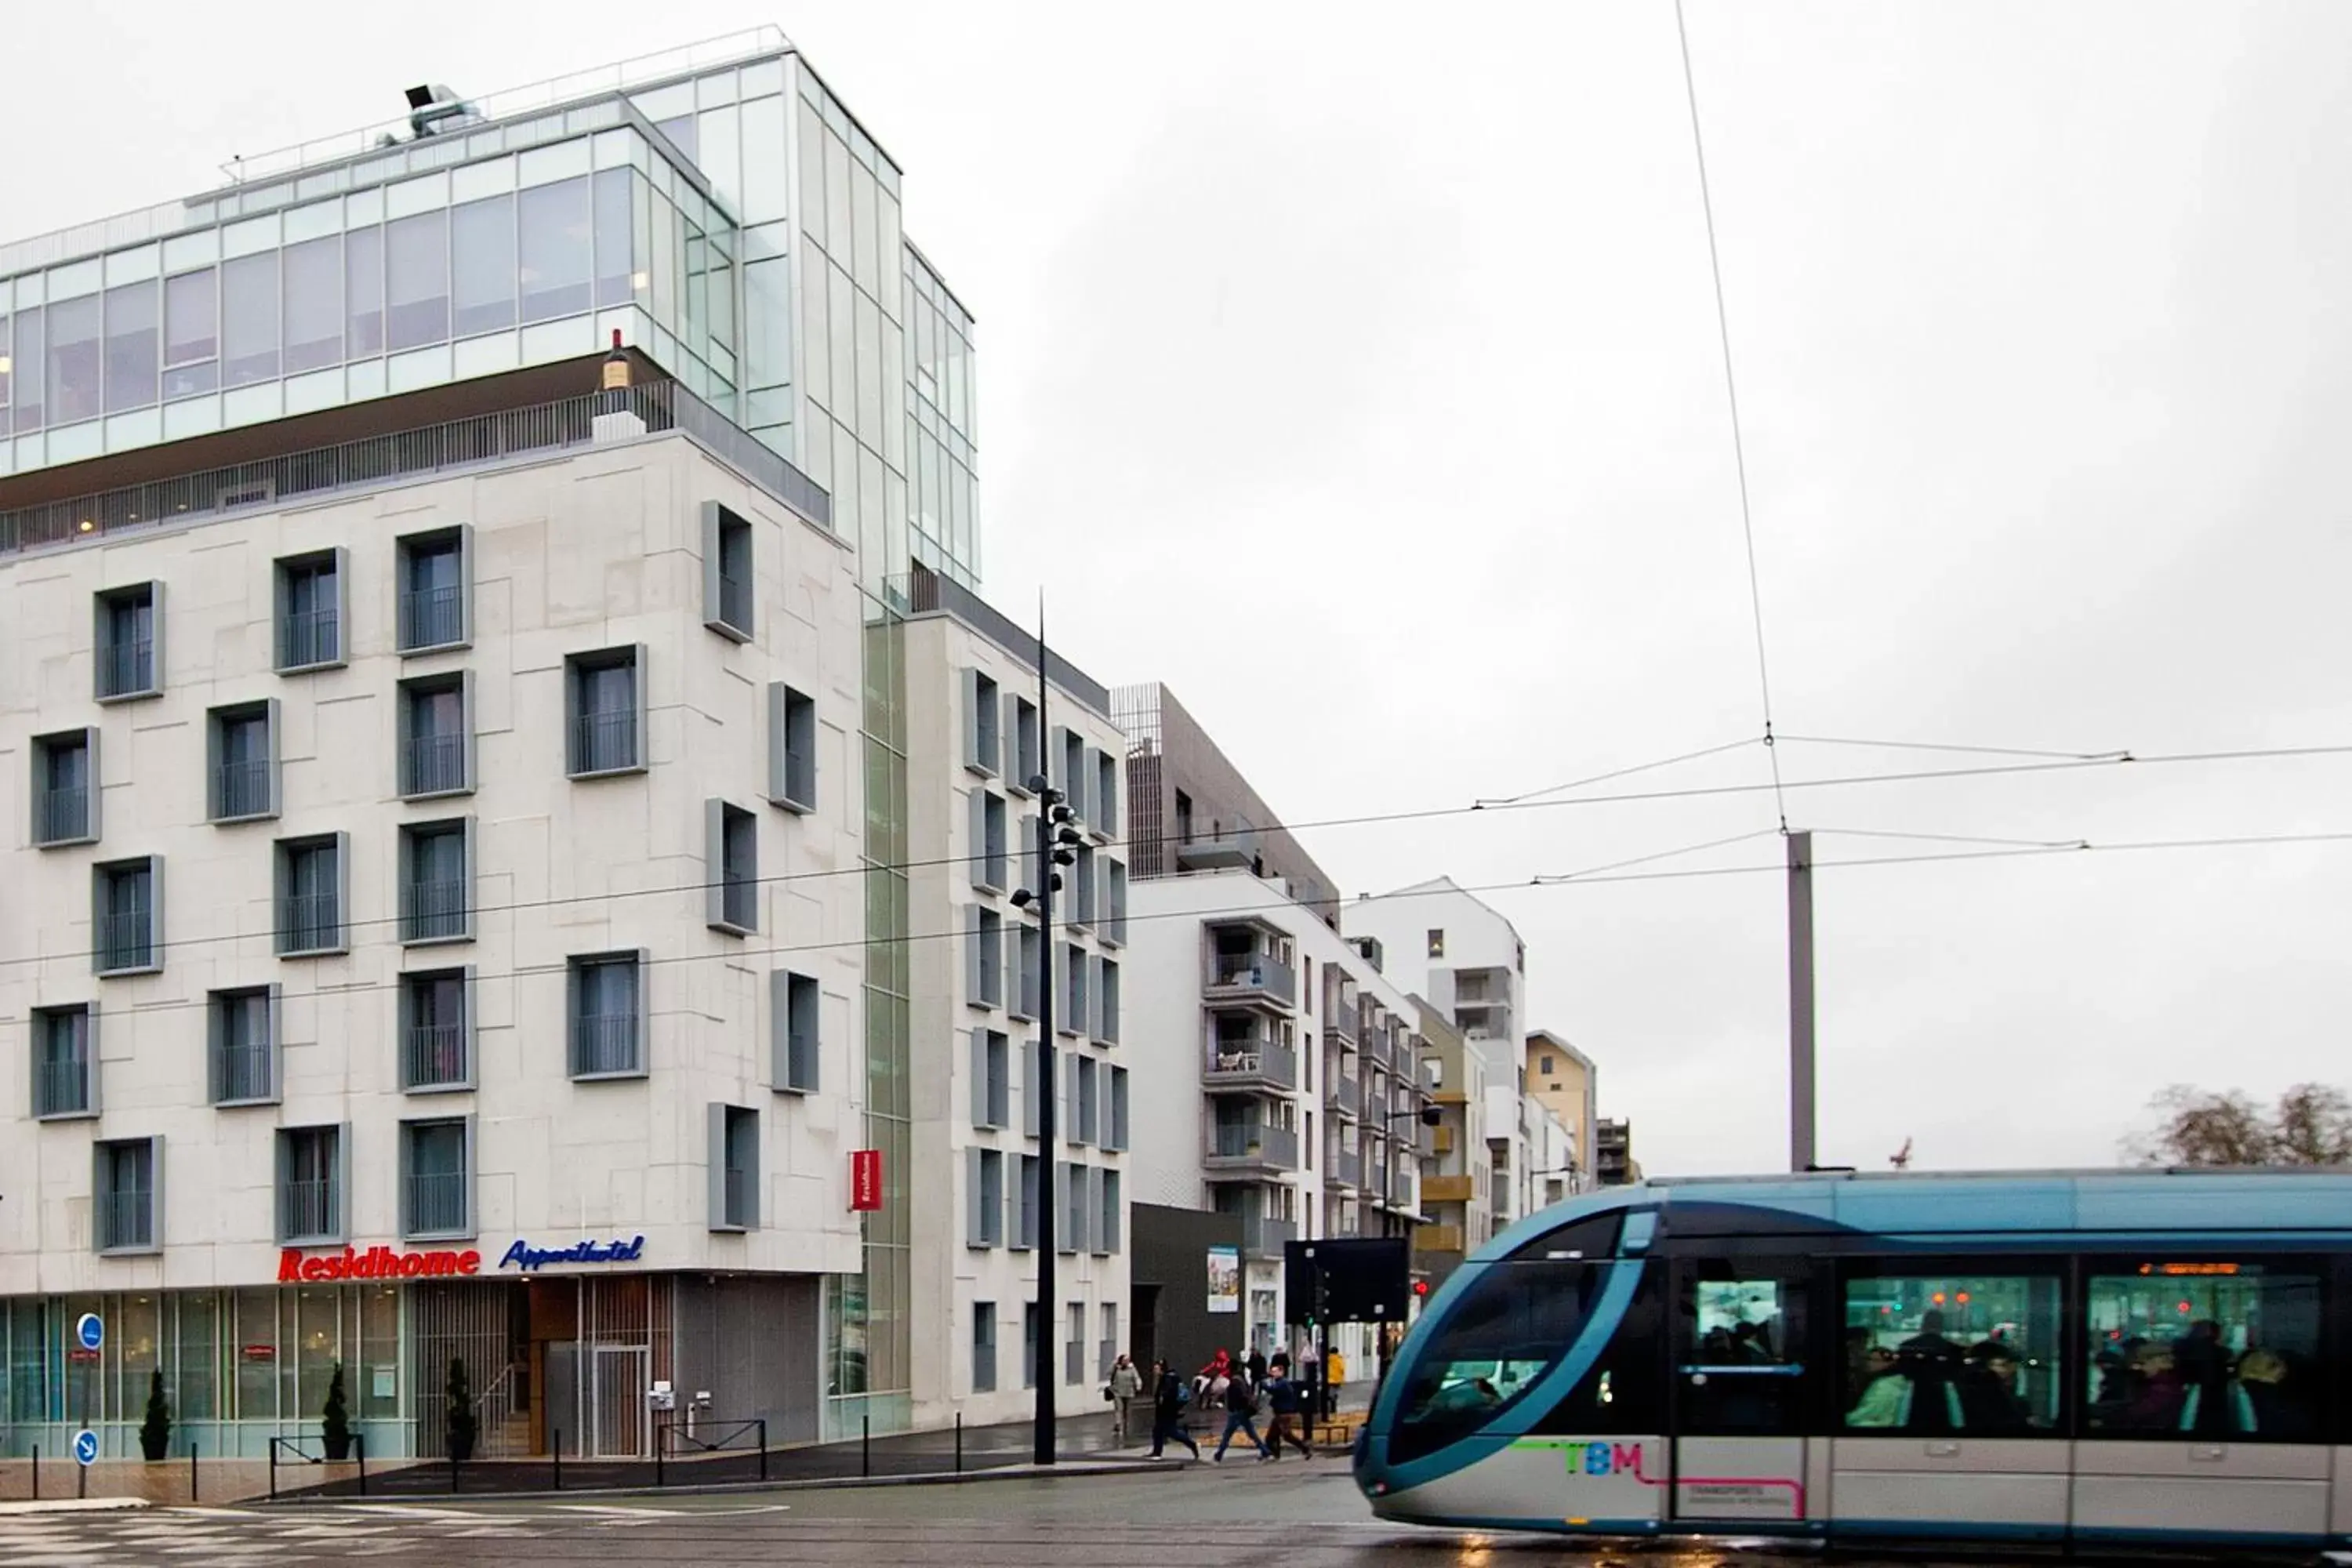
[19,2,2350,1176]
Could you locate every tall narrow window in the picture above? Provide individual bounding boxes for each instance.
[397,673,472,797]
[95,1138,159,1253]
[966,1148,1005,1248]
[209,985,278,1105]
[568,648,645,776]
[1010,696,1040,793]
[346,226,384,358]
[399,968,471,1091]
[386,210,451,350]
[47,293,101,424]
[95,582,161,701]
[707,800,758,934]
[451,194,517,336]
[713,1104,760,1231]
[967,907,1004,1008]
[32,1004,97,1120]
[768,682,816,811]
[277,1125,343,1243]
[401,1118,471,1240]
[972,1302,997,1394]
[963,670,1001,775]
[207,700,279,822]
[220,252,279,388]
[569,952,646,1078]
[774,970,820,1092]
[701,502,754,641]
[274,834,347,956]
[162,268,220,399]
[971,1028,1011,1128]
[396,528,470,652]
[31,728,98,847]
[281,234,343,372]
[103,279,158,414]
[399,819,472,944]
[14,307,46,431]
[275,550,344,671]
[593,168,636,307]
[93,856,162,977]
[519,176,593,321]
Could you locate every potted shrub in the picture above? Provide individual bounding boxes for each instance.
[321,1360,354,1461]
[445,1357,477,1463]
[138,1369,172,1462]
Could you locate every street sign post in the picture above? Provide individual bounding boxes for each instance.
[76,1313,103,1352]
[73,1429,98,1466]
[74,1313,101,1497]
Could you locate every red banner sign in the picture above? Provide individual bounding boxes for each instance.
[851,1149,883,1211]
[278,1244,482,1283]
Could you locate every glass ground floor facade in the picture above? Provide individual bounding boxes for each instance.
[0,1269,823,1461]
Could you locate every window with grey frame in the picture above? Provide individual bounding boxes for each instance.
[277,1124,343,1244]
[209,985,277,1105]
[1065,1300,1085,1383]
[452,194,517,338]
[1008,695,1040,791]
[32,1004,96,1120]
[1075,1057,1100,1146]
[1013,924,1043,1021]
[164,267,218,398]
[970,790,1007,895]
[398,673,471,797]
[768,682,816,811]
[971,1028,1010,1129]
[1096,956,1122,1045]
[1061,1163,1087,1257]
[1094,748,1120,837]
[1103,861,1127,947]
[103,278,158,415]
[967,907,1004,1009]
[283,234,343,372]
[708,800,758,934]
[95,583,159,701]
[221,250,279,387]
[702,503,754,641]
[275,834,347,956]
[967,1148,1005,1249]
[275,550,344,671]
[399,968,470,1091]
[1097,1170,1122,1256]
[1062,941,1087,1036]
[31,728,96,847]
[1069,845,1096,928]
[386,209,450,351]
[396,528,469,653]
[567,647,645,776]
[95,1137,158,1254]
[775,970,819,1092]
[46,291,100,425]
[93,856,160,976]
[1022,1301,1040,1389]
[399,819,471,944]
[401,1118,471,1240]
[569,953,645,1078]
[963,670,1001,775]
[714,1104,759,1231]
[1059,729,1089,823]
[972,1301,997,1394]
[1105,1065,1131,1152]
[207,700,278,822]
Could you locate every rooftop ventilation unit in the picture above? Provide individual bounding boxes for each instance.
[403,84,482,140]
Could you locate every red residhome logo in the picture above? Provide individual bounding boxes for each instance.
[278,1245,482,1283]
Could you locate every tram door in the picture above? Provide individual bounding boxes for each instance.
[1670,1257,1812,1524]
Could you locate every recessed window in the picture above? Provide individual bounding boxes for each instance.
[1022,1301,1040,1390]
[1099,1170,1123,1255]
[967,1147,1005,1248]
[773,970,819,1093]
[767,682,817,811]
[31,1004,98,1120]
[277,1124,345,1245]
[94,583,162,702]
[30,728,99,848]
[568,951,647,1078]
[1105,1065,1131,1152]
[971,1027,1010,1129]
[206,700,280,822]
[395,527,470,654]
[1075,1057,1100,1145]
[1094,748,1120,837]
[969,790,1009,895]
[1102,861,1127,949]
[962,670,1000,776]
[1095,956,1121,1046]
[1008,696,1040,794]
[967,907,1004,1009]
[706,800,758,935]
[94,1137,160,1254]
[274,833,349,957]
[398,672,473,798]
[1427,928,1446,960]
[713,1103,760,1232]
[92,856,162,977]
[567,646,646,777]
[401,1117,473,1240]
[1069,846,1096,930]
[1014,1156,1040,1254]
[398,819,473,945]
[1058,728,1089,824]
[208,985,279,1105]
[275,549,346,671]
[702,502,754,641]
[1012,925,1041,1022]
[398,967,473,1091]
[1061,940,1086,1036]
[972,1302,998,1395]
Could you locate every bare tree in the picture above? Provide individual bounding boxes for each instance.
[2126,1083,2352,1167]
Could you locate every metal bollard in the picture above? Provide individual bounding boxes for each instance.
[553,1429,562,1492]
[357,1433,368,1497]
[861,1413,869,1478]
[190,1443,198,1504]
[655,1427,666,1490]
[30,1443,38,1501]
[757,1419,768,1483]
[955,1413,963,1474]
[268,1441,278,1501]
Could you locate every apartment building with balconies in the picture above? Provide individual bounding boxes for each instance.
[898,564,1127,1428]
[1525,1027,1597,1195]
[1410,998,1491,1285]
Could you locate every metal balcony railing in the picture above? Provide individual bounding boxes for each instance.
[36,786,89,844]
[1202,1034,1298,1091]
[572,1013,640,1076]
[401,879,469,943]
[1326,1145,1363,1188]
[405,1172,468,1237]
[571,709,639,774]
[34,1052,91,1117]
[97,1190,153,1251]
[279,608,340,669]
[1241,1214,1298,1258]
[215,759,273,818]
[1207,1122,1299,1170]
[402,1024,468,1090]
[279,893,342,953]
[1327,1074,1363,1119]
[401,732,467,796]
[214,1043,274,1104]
[1204,951,1297,1007]
[281,1178,338,1242]
[1324,1000,1358,1042]
[721,877,757,931]
[97,639,154,698]
[96,909,154,973]
[398,584,465,651]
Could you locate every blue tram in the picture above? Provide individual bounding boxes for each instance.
[1355,1169,2352,1551]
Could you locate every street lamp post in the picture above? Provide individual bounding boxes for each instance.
[1010,612,1079,1467]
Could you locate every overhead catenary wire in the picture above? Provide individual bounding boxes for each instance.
[1777,734,2132,763]
[5,740,2350,972]
[1674,0,1787,831]
[5,826,2347,1033]
[1474,736,1759,808]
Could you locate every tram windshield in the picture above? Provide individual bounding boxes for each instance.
[1390,1216,1621,1463]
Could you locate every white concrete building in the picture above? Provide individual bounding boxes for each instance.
[899,566,1127,1428]
[1123,869,1427,1360]
[2,422,866,1461]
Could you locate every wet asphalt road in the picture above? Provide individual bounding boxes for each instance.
[0,1459,2182,1566]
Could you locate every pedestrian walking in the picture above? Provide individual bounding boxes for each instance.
[1245,1345,1269,1389]
[1149,1360,1200,1460]
[1213,1361,1272,1462]
[1106,1352,1145,1444]
[1264,1355,1313,1460]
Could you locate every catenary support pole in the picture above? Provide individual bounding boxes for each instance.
[1787,830,1816,1172]
[1033,600,1060,1467]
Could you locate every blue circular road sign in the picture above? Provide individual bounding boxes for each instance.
[76,1312,103,1352]
[73,1428,99,1466]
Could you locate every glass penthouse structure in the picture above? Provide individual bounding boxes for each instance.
[0,27,977,1445]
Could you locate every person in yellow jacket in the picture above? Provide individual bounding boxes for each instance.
[1327,1348,1348,1410]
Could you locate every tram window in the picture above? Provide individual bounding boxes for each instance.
[2082,1262,2322,1441]
[1679,1260,1809,1435]
[1536,1258,1665,1436]
[1842,1271,2061,1436]
[1389,1258,1613,1464]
